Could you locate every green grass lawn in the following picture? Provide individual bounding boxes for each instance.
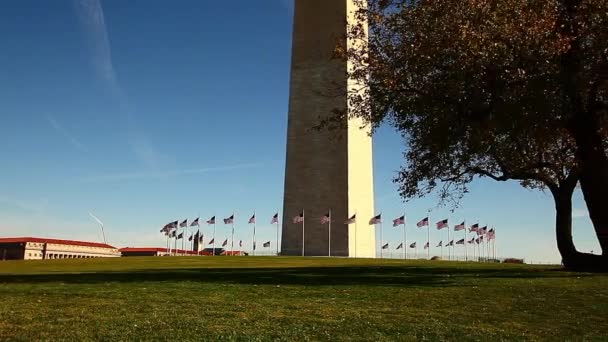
[0,257,606,341]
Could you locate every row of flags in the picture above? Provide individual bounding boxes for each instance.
[162,227,272,249]
[159,213,496,253]
[382,236,493,250]
[161,213,280,232]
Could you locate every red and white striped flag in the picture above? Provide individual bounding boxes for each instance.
[436,219,448,229]
[417,217,429,228]
[369,214,382,225]
[293,211,304,224]
[454,222,465,231]
[223,215,234,225]
[392,215,405,227]
[320,212,330,224]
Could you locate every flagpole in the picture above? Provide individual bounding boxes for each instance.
[463,220,467,262]
[354,211,357,258]
[328,209,332,257]
[493,227,497,260]
[276,210,280,256]
[403,215,406,260]
[213,215,216,257]
[231,212,235,257]
[427,211,431,260]
[302,209,305,257]
[252,211,256,257]
[380,216,383,259]
[447,220,451,261]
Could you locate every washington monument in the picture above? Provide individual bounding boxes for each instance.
[281,0,375,257]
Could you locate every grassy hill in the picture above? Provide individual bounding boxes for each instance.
[0,257,606,340]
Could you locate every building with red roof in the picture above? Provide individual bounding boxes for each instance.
[0,237,120,260]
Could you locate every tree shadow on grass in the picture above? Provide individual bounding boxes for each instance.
[0,265,588,287]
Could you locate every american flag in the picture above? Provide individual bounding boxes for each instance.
[369,214,382,225]
[487,228,496,240]
[208,238,214,245]
[248,214,256,224]
[320,212,331,224]
[409,242,417,248]
[436,241,443,247]
[190,218,200,227]
[436,219,448,229]
[222,239,228,247]
[479,226,488,235]
[271,213,279,224]
[382,243,389,249]
[206,216,216,225]
[223,215,234,225]
[293,211,304,224]
[447,240,454,246]
[392,215,405,227]
[263,241,271,248]
[424,242,429,249]
[475,237,480,244]
[239,240,243,247]
[479,235,484,242]
[396,242,403,250]
[179,219,188,228]
[177,233,184,240]
[454,222,465,231]
[456,238,465,245]
[198,232,204,243]
[469,223,479,232]
[345,214,356,225]
[170,230,177,238]
[161,221,178,232]
[188,234,193,242]
[468,238,475,244]
[417,217,429,228]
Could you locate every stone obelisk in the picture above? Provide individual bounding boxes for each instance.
[281,0,375,257]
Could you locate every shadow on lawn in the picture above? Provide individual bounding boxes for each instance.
[0,265,583,287]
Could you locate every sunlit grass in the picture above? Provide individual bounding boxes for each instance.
[0,257,606,340]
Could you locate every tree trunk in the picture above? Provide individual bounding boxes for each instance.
[574,126,608,257]
[552,182,607,271]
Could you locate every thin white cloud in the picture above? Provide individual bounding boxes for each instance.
[74,0,163,167]
[74,0,121,98]
[572,208,589,219]
[46,115,89,152]
[79,162,270,183]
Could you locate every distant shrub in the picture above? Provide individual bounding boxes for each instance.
[430,256,441,261]
[502,258,525,264]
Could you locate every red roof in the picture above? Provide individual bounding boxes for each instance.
[0,237,116,249]
[120,247,200,255]
[120,247,167,253]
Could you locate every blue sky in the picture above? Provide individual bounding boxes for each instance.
[0,0,598,263]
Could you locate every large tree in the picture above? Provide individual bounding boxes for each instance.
[330,0,607,268]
